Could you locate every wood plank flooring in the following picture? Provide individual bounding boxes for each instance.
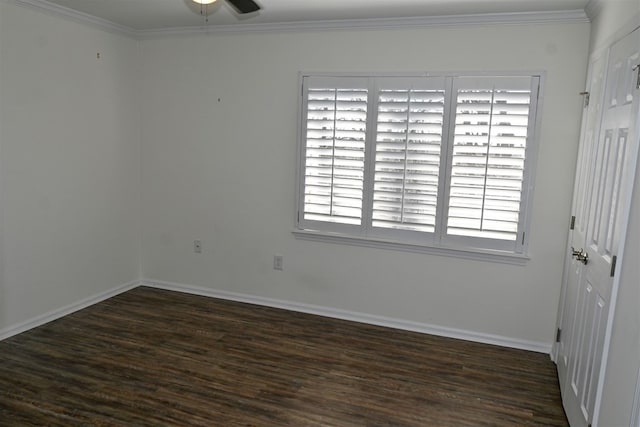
[0,287,568,426]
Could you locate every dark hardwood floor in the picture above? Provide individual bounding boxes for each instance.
[0,287,568,426]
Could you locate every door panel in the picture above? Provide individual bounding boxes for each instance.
[558,27,640,427]
[555,49,607,382]
[556,50,608,395]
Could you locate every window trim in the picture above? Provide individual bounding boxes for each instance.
[294,71,546,262]
[292,229,530,265]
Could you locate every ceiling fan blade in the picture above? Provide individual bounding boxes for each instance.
[226,0,260,14]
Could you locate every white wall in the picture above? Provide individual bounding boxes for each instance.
[590,1,640,425]
[0,1,140,331]
[139,22,590,348]
[1,1,637,422]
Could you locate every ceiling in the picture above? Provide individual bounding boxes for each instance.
[41,0,591,31]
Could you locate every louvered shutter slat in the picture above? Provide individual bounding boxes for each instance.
[371,82,445,233]
[303,82,367,226]
[446,79,535,242]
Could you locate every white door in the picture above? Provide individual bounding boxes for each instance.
[555,50,608,392]
[557,27,640,427]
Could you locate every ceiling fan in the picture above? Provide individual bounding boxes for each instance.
[192,0,261,15]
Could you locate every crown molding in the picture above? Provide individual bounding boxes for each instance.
[5,0,137,37]
[138,10,590,39]
[584,0,604,21]
[4,0,589,39]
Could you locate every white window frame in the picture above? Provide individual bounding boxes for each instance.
[294,71,544,265]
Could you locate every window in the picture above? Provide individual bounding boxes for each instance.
[296,73,541,256]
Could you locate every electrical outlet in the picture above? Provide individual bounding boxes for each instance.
[273,254,283,271]
[194,240,202,254]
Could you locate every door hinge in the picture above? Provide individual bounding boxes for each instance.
[556,328,562,343]
[580,91,590,107]
[570,215,576,230]
[610,255,617,277]
[522,232,526,244]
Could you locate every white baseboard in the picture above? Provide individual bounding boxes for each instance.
[142,278,552,354]
[0,280,140,341]
[0,277,552,354]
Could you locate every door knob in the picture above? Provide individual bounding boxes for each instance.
[577,251,589,265]
[571,247,589,265]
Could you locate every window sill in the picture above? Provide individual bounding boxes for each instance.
[292,229,530,266]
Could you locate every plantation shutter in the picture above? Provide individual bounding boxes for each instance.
[446,76,539,245]
[301,76,369,228]
[371,78,447,234]
[297,73,541,255]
